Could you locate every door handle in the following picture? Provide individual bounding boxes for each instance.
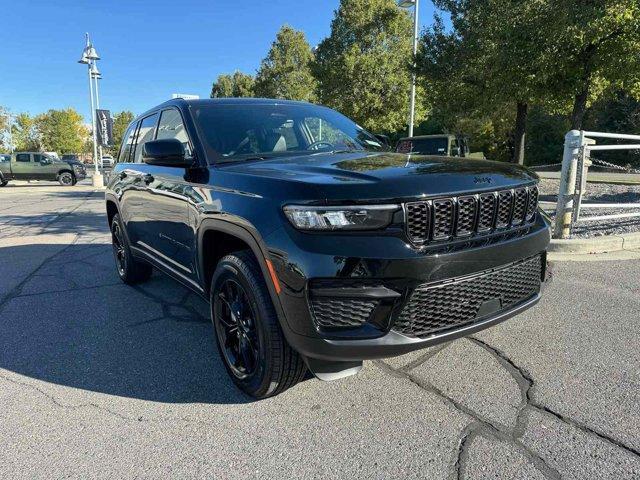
[142,173,154,184]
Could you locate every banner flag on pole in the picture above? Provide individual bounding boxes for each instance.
[96,109,113,147]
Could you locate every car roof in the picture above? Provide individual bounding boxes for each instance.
[135,97,317,121]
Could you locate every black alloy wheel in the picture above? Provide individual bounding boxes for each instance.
[110,214,153,284]
[210,251,306,399]
[214,279,260,379]
[111,220,127,278]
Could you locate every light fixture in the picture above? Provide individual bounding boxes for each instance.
[86,44,100,60]
[90,63,101,77]
[398,0,415,7]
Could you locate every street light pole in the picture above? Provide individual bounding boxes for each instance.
[78,33,103,187]
[92,66,103,166]
[88,62,98,176]
[399,0,420,137]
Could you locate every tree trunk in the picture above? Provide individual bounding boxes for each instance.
[512,102,528,165]
[570,87,589,130]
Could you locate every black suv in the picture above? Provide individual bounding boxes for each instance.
[106,99,550,398]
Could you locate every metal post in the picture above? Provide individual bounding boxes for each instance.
[553,130,583,239]
[88,63,99,177]
[93,73,103,166]
[574,137,595,222]
[408,0,419,137]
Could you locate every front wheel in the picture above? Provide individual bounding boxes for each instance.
[0,180,8,187]
[211,251,306,399]
[58,172,74,186]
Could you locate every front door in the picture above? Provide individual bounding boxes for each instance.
[31,154,58,180]
[134,108,198,284]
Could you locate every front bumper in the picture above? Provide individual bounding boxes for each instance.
[266,214,551,363]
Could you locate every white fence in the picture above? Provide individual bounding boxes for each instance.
[553,130,640,239]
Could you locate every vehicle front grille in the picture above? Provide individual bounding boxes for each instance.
[393,254,543,338]
[310,297,378,329]
[405,185,539,245]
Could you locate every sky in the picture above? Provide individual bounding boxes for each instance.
[0,0,440,123]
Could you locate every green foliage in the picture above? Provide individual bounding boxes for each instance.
[210,71,255,98]
[12,113,40,151]
[314,0,422,133]
[35,109,86,154]
[543,0,640,128]
[111,111,135,154]
[254,25,317,102]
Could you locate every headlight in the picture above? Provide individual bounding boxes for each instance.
[283,205,399,231]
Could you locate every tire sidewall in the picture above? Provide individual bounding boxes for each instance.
[210,258,272,396]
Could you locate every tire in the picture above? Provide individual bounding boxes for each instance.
[0,180,7,187]
[210,251,306,399]
[110,214,153,284]
[58,171,74,186]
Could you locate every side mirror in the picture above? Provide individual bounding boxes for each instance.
[142,139,192,168]
[374,134,391,148]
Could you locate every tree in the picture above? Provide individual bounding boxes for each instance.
[35,108,86,154]
[544,0,640,130]
[210,71,255,98]
[12,113,40,151]
[314,0,421,133]
[254,25,317,102]
[111,111,135,154]
[417,1,556,164]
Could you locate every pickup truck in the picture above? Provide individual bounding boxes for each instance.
[396,134,485,159]
[0,152,87,186]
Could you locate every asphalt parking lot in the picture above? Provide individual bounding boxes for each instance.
[1,181,639,479]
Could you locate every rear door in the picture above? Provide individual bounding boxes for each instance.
[11,153,34,179]
[118,113,159,247]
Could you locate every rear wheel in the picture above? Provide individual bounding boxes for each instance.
[0,180,8,187]
[211,251,306,399]
[111,214,153,284]
[58,171,74,186]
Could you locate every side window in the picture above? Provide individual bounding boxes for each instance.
[16,153,30,163]
[33,154,43,163]
[133,113,159,163]
[118,123,138,164]
[156,109,192,157]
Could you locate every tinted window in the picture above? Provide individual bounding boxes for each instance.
[33,154,44,162]
[16,153,30,162]
[192,103,384,164]
[157,109,192,157]
[133,113,159,163]
[400,138,449,156]
[0,155,9,163]
[118,123,138,164]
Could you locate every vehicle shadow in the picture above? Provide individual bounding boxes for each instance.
[0,242,253,405]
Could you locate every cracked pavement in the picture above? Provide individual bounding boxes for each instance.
[0,181,639,479]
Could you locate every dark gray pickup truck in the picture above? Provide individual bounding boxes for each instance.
[0,152,87,186]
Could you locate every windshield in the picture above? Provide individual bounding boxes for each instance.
[192,103,386,164]
[398,137,449,156]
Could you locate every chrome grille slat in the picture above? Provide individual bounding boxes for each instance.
[404,185,539,245]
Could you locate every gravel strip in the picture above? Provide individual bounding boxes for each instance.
[538,179,640,238]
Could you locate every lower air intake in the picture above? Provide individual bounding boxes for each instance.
[393,255,543,338]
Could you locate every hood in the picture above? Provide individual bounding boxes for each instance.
[222,152,538,202]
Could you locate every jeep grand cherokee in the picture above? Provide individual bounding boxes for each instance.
[106,98,550,398]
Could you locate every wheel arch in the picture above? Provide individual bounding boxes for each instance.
[198,219,290,331]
